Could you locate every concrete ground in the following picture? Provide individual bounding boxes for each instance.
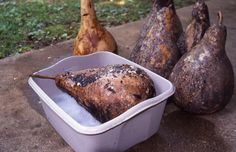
[0,0,236,151]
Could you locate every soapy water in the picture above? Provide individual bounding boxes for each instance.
[52,93,101,127]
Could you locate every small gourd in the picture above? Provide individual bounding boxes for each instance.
[177,0,210,55]
[73,0,117,55]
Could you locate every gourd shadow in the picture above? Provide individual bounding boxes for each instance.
[127,110,232,152]
[23,84,46,117]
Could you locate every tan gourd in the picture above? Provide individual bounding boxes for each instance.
[73,0,117,55]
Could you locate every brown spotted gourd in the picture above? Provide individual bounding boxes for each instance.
[169,12,234,114]
[30,64,155,123]
[130,5,181,78]
[130,0,183,63]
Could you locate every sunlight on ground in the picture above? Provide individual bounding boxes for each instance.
[116,0,125,6]
[99,0,126,6]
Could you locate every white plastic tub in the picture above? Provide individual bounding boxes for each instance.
[28,51,175,152]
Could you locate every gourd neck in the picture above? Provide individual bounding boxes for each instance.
[80,0,98,28]
[153,0,175,12]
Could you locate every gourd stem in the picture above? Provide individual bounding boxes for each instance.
[29,74,56,80]
[218,11,223,25]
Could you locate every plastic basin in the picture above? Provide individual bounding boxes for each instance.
[28,51,175,152]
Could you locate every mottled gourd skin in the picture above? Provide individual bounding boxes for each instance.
[131,6,180,78]
[130,0,183,61]
[55,64,156,123]
[169,13,234,114]
[177,0,210,55]
[73,0,117,55]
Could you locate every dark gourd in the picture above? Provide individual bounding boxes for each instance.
[130,0,182,61]
[130,5,181,78]
[73,0,117,55]
[177,0,210,55]
[169,12,234,114]
[30,64,155,122]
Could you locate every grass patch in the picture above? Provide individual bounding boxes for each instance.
[0,0,194,59]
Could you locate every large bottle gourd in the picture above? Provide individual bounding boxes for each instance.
[73,0,117,55]
[130,0,183,62]
[130,5,181,78]
[169,12,234,114]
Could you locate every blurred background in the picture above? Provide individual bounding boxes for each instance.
[0,0,194,59]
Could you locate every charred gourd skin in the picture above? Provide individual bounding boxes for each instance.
[177,0,210,55]
[130,0,183,61]
[73,0,117,55]
[130,6,180,78]
[169,12,234,114]
[31,65,155,123]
